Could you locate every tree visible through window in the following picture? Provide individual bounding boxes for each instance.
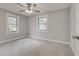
[7,14,18,33]
[38,16,47,32]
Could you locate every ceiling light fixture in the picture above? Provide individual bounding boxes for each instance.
[17,3,40,14]
[26,10,29,13]
[25,10,33,14]
[29,10,33,14]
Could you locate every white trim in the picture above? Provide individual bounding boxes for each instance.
[6,13,19,34]
[30,36,70,45]
[36,15,48,32]
[30,36,75,54]
[70,43,76,56]
[0,36,28,45]
[30,36,76,55]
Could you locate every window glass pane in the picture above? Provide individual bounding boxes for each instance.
[39,24,46,30]
[38,16,47,31]
[39,17,47,24]
[8,16,17,32]
[9,25,17,32]
[8,16,17,25]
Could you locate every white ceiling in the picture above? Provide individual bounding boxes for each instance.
[0,3,71,16]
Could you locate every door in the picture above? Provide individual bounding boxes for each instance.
[75,4,79,55]
[70,4,79,56]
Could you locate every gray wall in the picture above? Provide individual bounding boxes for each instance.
[70,3,79,55]
[70,4,76,55]
[0,9,29,42]
[29,8,70,42]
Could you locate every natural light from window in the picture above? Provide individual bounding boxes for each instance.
[38,16,47,32]
[7,14,18,33]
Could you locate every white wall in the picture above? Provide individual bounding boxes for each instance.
[29,8,70,42]
[70,4,77,55]
[0,8,29,42]
[70,3,79,55]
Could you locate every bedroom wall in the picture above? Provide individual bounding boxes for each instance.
[28,8,70,42]
[0,8,29,42]
[69,4,76,55]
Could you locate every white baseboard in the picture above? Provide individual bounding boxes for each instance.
[30,36,77,55]
[0,36,75,55]
[30,36,70,45]
[70,43,76,56]
[0,36,28,45]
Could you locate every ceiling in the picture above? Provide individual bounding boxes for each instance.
[0,3,71,16]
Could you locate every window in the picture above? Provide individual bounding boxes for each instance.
[37,16,47,32]
[7,14,19,34]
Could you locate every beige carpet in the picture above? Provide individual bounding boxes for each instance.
[0,38,74,56]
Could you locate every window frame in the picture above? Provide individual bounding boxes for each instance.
[6,13,19,34]
[37,15,48,32]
